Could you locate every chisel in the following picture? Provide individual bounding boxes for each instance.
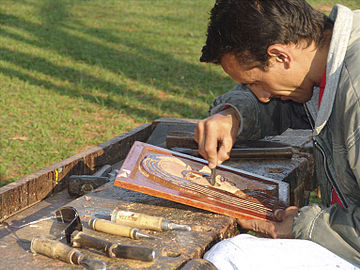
[88,218,158,239]
[31,236,106,270]
[171,147,293,159]
[71,231,155,262]
[111,209,191,232]
[209,167,216,186]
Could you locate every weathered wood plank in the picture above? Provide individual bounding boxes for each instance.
[0,184,238,270]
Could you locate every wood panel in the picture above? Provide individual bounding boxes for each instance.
[114,141,289,221]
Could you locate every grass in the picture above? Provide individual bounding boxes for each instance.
[0,0,233,185]
[1,0,359,187]
[309,0,360,11]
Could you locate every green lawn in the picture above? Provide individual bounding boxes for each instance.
[1,0,359,186]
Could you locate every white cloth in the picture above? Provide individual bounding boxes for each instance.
[204,234,359,270]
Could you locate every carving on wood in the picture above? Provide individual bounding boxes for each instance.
[114,141,289,221]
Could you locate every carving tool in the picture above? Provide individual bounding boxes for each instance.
[31,236,106,270]
[88,218,159,239]
[68,164,114,197]
[209,167,216,186]
[170,146,293,159]
[111,209,191,232]
[23,207,106,269]
[55,209,155,261]
[71,231,155,262]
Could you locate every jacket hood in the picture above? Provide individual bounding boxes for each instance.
[311,5,353,136]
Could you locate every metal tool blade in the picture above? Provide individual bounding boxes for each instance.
[79,256,107,270]
[210,168,216,186]
[135,230,161,240]
[168,222,191,231]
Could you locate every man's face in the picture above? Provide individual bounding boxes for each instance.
[220,53,314,103]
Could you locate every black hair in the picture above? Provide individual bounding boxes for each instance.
[200,0,333,67]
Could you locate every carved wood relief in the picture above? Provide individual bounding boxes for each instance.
[114,141,289,221]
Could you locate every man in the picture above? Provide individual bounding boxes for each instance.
[195,0,360,268]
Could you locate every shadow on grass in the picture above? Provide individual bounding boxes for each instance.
[0,1,232,120]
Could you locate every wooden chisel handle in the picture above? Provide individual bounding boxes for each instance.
[31,236,82,264]
[111,210,164,231]
[71,231,155,261]
[71,231,113,257]
[111,243,155,262]
[111,210,191,231]
[89,218,138,239]
[30,236,106,269]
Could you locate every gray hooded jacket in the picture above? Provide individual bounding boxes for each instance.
[209,5,360,265]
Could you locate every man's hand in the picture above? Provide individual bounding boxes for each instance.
[236,206,299,238]
[194,107,240,168]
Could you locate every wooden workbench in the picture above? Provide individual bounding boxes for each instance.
[0,118,313,269]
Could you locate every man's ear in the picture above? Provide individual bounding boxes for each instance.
[267,44,291,68]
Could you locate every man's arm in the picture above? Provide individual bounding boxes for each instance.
[195,107,240,169]
[195,83,312,166]
[292,203,360,264]
[210,83,312,138]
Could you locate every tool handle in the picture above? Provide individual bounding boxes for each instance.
[68,165,112,197]
[89,218,138,239]
[111,210,165,231]
[71,231,155,261]
[229,147,293,159]
[31,236,106,269]
[71,231,114,257]
[111,244,155,262]
[31,236,84,265]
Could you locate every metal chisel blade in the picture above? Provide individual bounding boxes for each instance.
[210,167,216,186]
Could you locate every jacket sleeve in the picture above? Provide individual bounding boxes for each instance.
[292,203,360,264]
[209,83,312,140]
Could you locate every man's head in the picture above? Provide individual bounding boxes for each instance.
[201,0,333,103]
[201,0,332,67]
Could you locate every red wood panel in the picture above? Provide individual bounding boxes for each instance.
[114,141,289,221]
